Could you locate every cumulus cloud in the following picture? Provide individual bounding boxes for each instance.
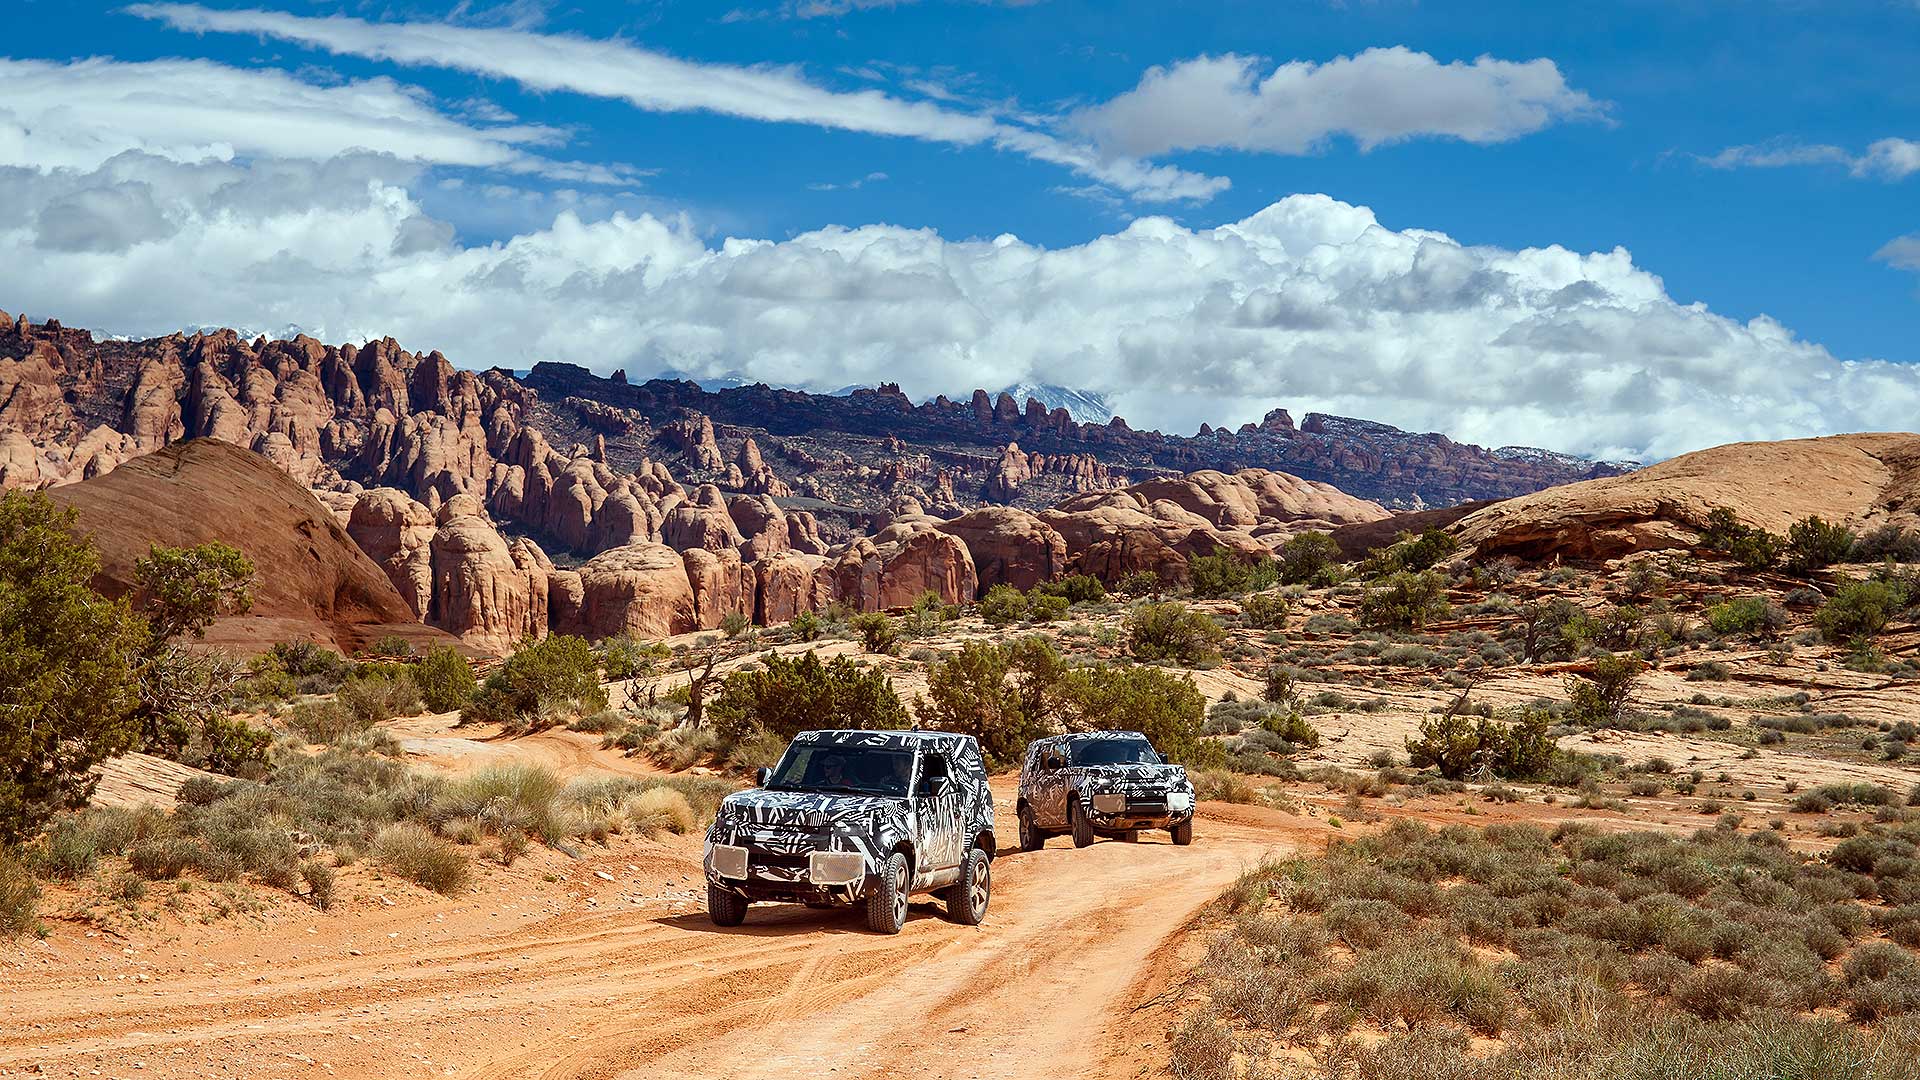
[2,150,1910,463]
[1879,234,1920,272]
[0,57,643,185]
[1705,137,1920,181]
[130,2,1224,202]
[1073,48,1604,158]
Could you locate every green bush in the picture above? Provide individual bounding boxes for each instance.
[1700,507,1783,571]
[1358,570,1452,629]
[709,650,908,742]
[1276,531,1343,587]
[789,610,824,641]
[1263,664,1301,707]
[1118,570,1164,597]
[1030,574,1106,605]
[916,637,1066,767]
[460,634,607,730]
[1565,653,1642,728]
[416,646,477,711]
[337,667,424,726]
[288,700,363,744]
[1027,593,1070,622]
[1240,592,1289,630]
[1125,602,1227,665]
[1405,709,1558,780]
[0,491,151,844]
[1188,552,1278,599]
[268,640,354,694]
[364,635,416,658]
[978,584,1028,625]
[1056,663,1220,768]
[849,612,900,655]
[1817,579,1909,647]
[1260,710,1321,749]
[1362,528,1459,576]
[1787,515,1857,575]
[597,635,667,680]
[1707,596,1781,637]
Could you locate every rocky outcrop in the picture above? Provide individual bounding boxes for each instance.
[827,521,977,611]
[754,551,833,624]
[683,547,757,630]
[574,544,699,639]
[937,507,1068,595]
[47,439,449,655]
[1450,433,1920,562]
[346,488,436,617]
[661,484,743,552]
[428,503,548,652]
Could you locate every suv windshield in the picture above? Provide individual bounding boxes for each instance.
[1069,738,1161,766]
[767,744,916,797]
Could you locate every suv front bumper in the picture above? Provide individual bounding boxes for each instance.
[704,839,877,904]
[1086,791,1195,831]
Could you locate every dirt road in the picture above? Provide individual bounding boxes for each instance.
[0,782,1307,1080]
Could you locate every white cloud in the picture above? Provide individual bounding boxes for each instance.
[1072,48,1604,158]
[1879,234,1920,272]
[3,150,1911,464]
[129,2,1225,202]
[0,56,643,185]
[1706,137,1920,181]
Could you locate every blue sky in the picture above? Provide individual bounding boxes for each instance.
[1,0,1915,460]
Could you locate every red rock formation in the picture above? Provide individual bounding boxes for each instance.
[346,488,436,617]
[827,521,977,611]
[936,507,1067,595]
[574,543,699,638]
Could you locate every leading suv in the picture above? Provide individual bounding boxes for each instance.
[1016,731,1195,849]
[703,729,996,934]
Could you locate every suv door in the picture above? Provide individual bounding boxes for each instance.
[1030,742,1072,828]
[916,750,966,880]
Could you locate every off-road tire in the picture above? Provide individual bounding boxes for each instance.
[1171,819,1194,846]
[707,884,748,927]
[1070,798,1095,848]
[866,852,910,934]
[1018,805,1045,852]
[943,847,991,926]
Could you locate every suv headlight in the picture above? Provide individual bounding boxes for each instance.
[1091,793,1126,814]
[809,851,865,886]
[1166,792,1194,811]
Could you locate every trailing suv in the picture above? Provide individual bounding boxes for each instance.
[1016,731,1196,849]
[703,729,996,934]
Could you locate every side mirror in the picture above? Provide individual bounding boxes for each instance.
[920,774,951,799]
[755,767,772,787]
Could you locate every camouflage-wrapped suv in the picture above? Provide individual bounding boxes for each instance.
[704,729,996,934]
[1016,731,1195,849]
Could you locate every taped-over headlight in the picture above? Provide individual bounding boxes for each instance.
[707,843,748,880]
[809,851,866,886]
[1167,792,1194,811]
[1091,793,1126,814]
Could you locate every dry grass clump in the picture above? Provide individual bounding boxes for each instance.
[372,824,469,895]
[1177,820,1920,1079]
[0,848,39,939]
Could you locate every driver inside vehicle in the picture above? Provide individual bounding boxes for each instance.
[813,753,850,789]
[888,753,916,796]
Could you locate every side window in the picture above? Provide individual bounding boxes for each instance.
[919,752,951,795]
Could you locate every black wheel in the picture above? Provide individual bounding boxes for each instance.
[943,847,991,926]
[1018,805,1044,852]
[1070,798,1095,849]
[865,852,910,934]
[1171,819,1194,846]
[1119,829,1139,843]
[707,883,748,927]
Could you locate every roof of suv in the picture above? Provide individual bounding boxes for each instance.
[793,729,978,751]
[1033,731,1150,746]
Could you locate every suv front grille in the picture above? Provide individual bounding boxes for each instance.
[749,850,810,871]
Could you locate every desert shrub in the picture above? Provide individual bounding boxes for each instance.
[0,849,38,939]
[1362,528,1460,577]
[1787,515,1858,575]
[1405,709,1558,780]
[1687,661,1731,682]
[300,859,336,909]
[269,640,354,694]
[1707,596,1783,637]
[1853,525,1920,564]
[0,491,152,844]
[710,650,908,742]
[597,634,664,680]
[1188,552,1278,599]
[1030,574,1106,605]
[1358,571,1451,629]
[1818,579,1909,647]
[1701,507,1784,571]
[1026,592,1070,622]
[979,584,1030,625]
[337,667,423,726]
[1565,653,1643,728]
[1118,570,1164,597]
[437,763,565,843]
[461,634,607,730]
[373,823,469,895]
[1263,664,1302,707]
[1239,592,1290,630]
[1191,770,1256,804]
[916,637,1064,767]
[364,635,415,658]
[1056,663,1219,768]
[1277,531,1344,587]
[788,610,824,641]
[848,612,900,654]
[416,646,477,712]
[288,700,365,744]
[1125,602,1227,665]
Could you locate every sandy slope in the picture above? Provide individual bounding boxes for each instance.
[0,778,1308,1080]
